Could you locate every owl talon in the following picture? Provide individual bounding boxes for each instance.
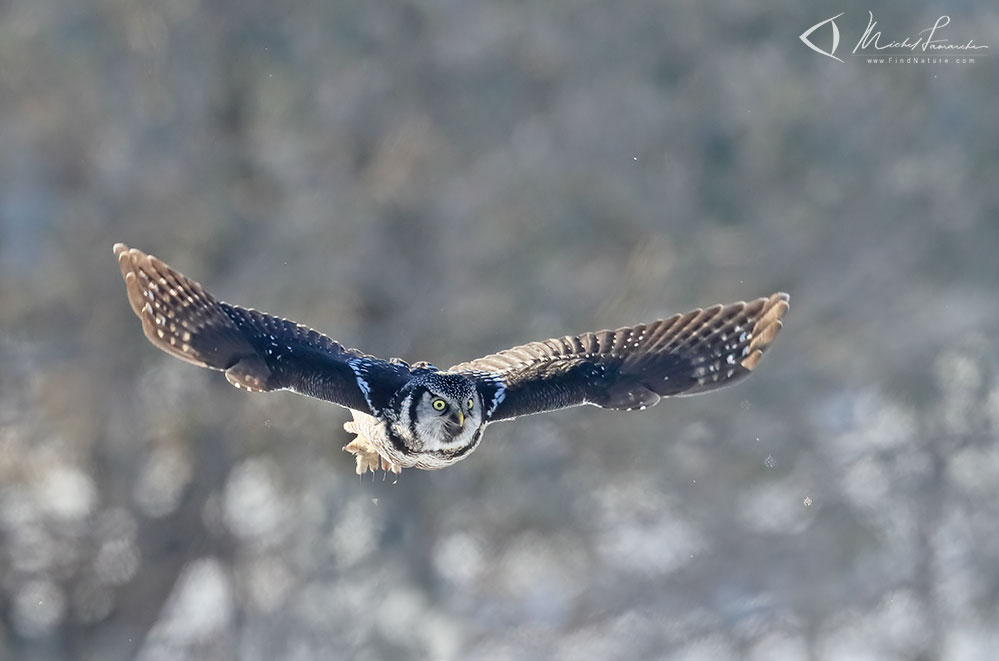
[343,419,402,475]
[380,456,402,474]
[343,437,381,475]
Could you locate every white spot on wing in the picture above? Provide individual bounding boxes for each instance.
[348,358,375,412]
[486,379,506,418]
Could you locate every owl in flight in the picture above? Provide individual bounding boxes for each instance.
[114,244,789,474]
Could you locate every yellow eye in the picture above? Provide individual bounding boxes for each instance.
[432,398,447,411]
[467,397,475,409]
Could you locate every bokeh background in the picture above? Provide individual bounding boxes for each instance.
[1,0,997,659]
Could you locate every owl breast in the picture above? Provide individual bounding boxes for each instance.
[342,410,478,475]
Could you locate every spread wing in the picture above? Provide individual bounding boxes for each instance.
[450,293,789,422]
[114,243,411,416]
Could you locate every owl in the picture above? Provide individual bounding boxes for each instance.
[114,244,789,474]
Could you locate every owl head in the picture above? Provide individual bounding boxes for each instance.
[392,371,483,453]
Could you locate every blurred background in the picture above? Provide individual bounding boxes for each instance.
[1,0,997,659]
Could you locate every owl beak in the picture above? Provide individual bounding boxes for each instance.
[457,410,465,428]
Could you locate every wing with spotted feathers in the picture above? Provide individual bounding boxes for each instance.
[450,293,789,422]
[114,244,411,415]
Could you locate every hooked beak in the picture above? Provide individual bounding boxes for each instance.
[448,409,465,431]
[457,410,465,428]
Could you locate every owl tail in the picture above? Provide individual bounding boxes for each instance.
[114,243,278,392]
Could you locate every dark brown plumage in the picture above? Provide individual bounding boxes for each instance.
[115,243,789,473]
[450,293,789,420]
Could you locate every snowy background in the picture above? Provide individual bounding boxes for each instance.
[1,0,997,659]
